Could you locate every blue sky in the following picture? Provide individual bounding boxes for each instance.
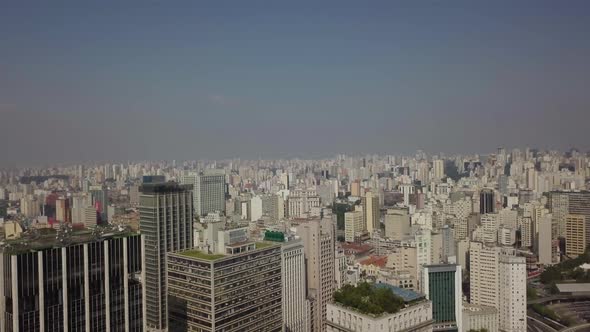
[1,1,589,166]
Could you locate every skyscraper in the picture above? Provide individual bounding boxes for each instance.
[182,170,226,216]
[264,231,308,332]
[139,182,193,331]
[344,209,363,243]
[362,191,380,235]
[433,159,445,181]
[296,216,336,332]
[479,189,495,214]
[498,255,527,332]
[0,228,143,331]
[423,264,463,331]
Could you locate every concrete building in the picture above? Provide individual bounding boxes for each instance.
[565,214,588,256]
[296,217,336,332]
[469,242,501,308]
[139,182,193,331]
[423,264,462,331]
[0,228,143,331]
[326,289,433,332]
[181,169,226,216]
[433,159,445,181]
[362,191,380,235]
[462,303,498,332]
[264,231,309,332]
[384,208,410,240]
[344,209,363,243]
[167,242,282,331]
[537,213,553,265]
[288,189,321,218]
[498,254,527,332]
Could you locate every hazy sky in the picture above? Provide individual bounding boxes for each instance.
[1,1,589,167]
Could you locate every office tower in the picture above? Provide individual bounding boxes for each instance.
[550,191,590,238]
[469,242,501,308]
[167,242,282,331]
[288,189,321,218]
[565,214,587,256]
[520,217,533,247]
[181,170,226,216]
[480,213,498,244]
[362,191,380,235]
[433,159,445,181]
[350,180,361,197]
[139,182,193,331]
[265,231,308,332]
[479,189,495,214]
[498,255,527,332]
[462,303,498,332]
[400,184,414,206]
[537,214,553,265]
[384,208,410,240]
[55,196,71,223]
[250,195,263,221]
[90,185,109,223]
[423,264,462,331]
[0,228,143,331]
[344,209,363,242]
[296,217,335,332]
[441,226,456,263]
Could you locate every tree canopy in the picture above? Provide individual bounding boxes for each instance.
[333,282,405,316]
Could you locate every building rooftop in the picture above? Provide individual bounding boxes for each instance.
[374,282,425,303]
[179,250,226,261]
[556,283,590,294]
[1,224,138,255]
[333,282,406,317]
[139,182,192,194]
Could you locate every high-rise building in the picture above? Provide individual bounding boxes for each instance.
[265,231,308,332]
[181,170,226,216]
[433,159,445,181]
[288,189,321,218]
[469,242,501,308]
[296,216,336,332]
[139,182,193,331]
[344,209,363,243]
[362,191,380,235]
[565,214,587,256]
[537,213,553,265]
[550,191,590,239]
[384,208,410,241]
[423,264,462,331]
[479,189,495,214]
[167,242,283,331]
[90,185,108,223]
[498,255,527,332]
[0,228,143,331]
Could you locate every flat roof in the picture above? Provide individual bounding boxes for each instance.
[178,250,226,261]
[556,283,590,293]
[374,283,424,303]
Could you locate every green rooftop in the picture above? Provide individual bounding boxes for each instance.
[333,282,405,317]
[179,250,226,261]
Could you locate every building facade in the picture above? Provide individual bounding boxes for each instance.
[0,231,143,332]
[423,264,462,331]
[167,243,283,331]
[139,182,193,331]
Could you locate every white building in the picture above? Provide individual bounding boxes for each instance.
[326,300,433,332]
[250,195,263,221]
[462,303,498,332]
[280,236,309,332]
[498,255,527,332]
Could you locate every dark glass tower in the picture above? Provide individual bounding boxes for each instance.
[479,189,495,214]
[423,264,462,331]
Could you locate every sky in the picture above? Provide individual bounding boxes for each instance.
[1,1,589,167]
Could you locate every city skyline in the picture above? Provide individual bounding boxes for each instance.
[2,1,590,167]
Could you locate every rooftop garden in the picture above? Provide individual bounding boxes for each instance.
[179,250,225,261]
[333,282,404,316]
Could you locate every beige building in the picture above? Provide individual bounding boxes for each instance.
[384,208,410,240]
[362,191,380,234]
[296,217,336,332]
[345,209,364,242]
[566,214,587,256]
